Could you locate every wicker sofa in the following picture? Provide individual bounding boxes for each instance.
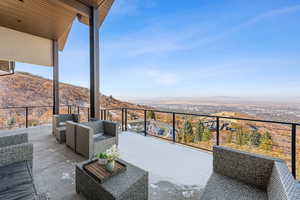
[201,146,300,200]
[66,120,118,159]
[53,114,79,143]
[0,132,47,200]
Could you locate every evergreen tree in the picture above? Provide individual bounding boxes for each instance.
[195,121,205,142]
[183,120,194,143]
[226,131,233,143]
[235,126,249,145]
[147,110,156,120]
[249,130,261,146]
[260,131,272,151]
[202,128,211,142]
[177,128,184,143]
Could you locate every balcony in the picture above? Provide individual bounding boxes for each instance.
[1,124,212,199]
[1,105,300,199]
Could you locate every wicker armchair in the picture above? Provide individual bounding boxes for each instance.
[201,146,300,200]
[75,120,118,159]
[0,133,47,199]
[53,114,79,143]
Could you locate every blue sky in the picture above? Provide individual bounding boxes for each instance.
[17,0,300,98]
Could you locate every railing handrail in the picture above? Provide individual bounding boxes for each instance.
[0,104,71,110]
[108,107,300,126]
[1,105,298,126]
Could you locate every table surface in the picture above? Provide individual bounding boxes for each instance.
[84,160,126,183]
[77,159,148,197]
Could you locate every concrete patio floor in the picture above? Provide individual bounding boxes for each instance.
[1,125,213,200]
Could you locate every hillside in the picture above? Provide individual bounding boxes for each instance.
[0,71,143,109]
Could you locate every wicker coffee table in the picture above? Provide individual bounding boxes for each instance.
[76,159,148,200]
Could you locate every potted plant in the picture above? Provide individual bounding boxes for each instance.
[97,152,108,165]
[105,145,120,172]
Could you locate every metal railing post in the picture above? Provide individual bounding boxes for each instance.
[144,110,147,136]
[25,107,28,128]
[77,106,80,115]
[216,117,220,145]
[125,108,128,131]
[173,112,176,142]
[292,124,297,178]
[121,108,124,131]
[87,108,90,121]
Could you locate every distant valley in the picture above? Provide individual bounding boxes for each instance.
[125,97,300,123]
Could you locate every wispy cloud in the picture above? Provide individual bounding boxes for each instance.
[144,68,178,86]
[244,5,300,26]
[110,0,139,15]
[110,0,156,16]
[104,4,300,58]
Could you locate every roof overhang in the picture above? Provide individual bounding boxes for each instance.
[0,0,114,51]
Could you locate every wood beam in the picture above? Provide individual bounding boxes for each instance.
[89,7,100,119]
[57,0,90,18]
[53,40,59,115]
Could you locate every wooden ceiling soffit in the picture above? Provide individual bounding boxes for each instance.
[77,0,115,28]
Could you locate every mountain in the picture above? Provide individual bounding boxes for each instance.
[0,71,144,109]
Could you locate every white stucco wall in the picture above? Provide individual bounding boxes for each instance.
[0,26,53,67]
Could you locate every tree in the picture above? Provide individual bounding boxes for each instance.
[249,130,261,146]
[202,128,212,142]
[7,117,16,129]
[183,120,194,143]
[226,131,233,143]
[235,125,249,146]
[194,121,205,142]
[176,128,184,143]
[260,131,272,151]
[147,110,156,120]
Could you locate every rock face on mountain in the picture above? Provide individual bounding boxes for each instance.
[0,71,141,109]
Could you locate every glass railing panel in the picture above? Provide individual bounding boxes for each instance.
[59,105,69,115]
[220,119,292,171]
[106,109,122,131]
[175,114,216,151]
[126,109,145,134]
[147,111,173,141]
[78,107,89,122]
[0,108,26,130]
[28,106,52,127]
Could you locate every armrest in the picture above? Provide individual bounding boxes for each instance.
[76,124,94,158]
[213,146,275,189]
[268,161,300,200]
[104,121,118,145]
[0,132,28,148]
[103,121,118,137]
[66,121,77,136]
[66,120,77,127]
[0,143,33,167]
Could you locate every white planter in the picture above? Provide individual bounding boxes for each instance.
[98,158,107,165]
